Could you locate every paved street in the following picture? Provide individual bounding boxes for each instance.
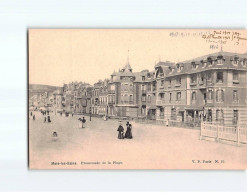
[29,111,247,169]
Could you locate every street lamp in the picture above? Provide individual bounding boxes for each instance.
[90,106,92,121]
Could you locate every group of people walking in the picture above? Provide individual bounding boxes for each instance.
[117,121,133,139]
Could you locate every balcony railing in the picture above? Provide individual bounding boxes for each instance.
[108,101,115,104]
[141,90,146,94]
[156,100,165,106]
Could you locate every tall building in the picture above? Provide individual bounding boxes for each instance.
[108,60,154,118]
[154,51,247,126]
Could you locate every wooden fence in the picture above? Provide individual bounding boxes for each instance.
[200,123,247,145]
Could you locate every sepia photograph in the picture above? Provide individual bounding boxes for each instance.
[28,29,247,169]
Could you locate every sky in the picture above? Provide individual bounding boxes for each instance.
[29,29,247,86]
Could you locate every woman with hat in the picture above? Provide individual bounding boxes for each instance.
[125,122,133,139]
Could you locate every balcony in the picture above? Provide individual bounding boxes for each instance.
[156,100,165,106]
[175,83,181,87]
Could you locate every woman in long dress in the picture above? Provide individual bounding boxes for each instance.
[125,123,133,139]
[117,123,124,139]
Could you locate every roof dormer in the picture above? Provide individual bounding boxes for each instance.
[231,55,239,66]
[217,55,224,65]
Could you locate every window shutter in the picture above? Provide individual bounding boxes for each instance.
[222,90,224,102]
[216,90,218,102]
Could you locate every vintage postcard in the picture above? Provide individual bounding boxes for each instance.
[28,29,247,169]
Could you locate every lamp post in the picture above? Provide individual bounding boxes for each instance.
[90,106,92,121]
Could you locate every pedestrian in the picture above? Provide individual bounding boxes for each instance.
[125,122,133,139]
[47,110,49,115]
[30,112,32,116]
[82,117,86,128]
[117,122,124,139]
[44,116,46,123]
[60,112,62,116]
[52,132,58,141]
[48,115,51,123]
[72,112,74,117]
[33,115,35,120]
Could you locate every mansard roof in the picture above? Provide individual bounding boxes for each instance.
[165,51,247,78]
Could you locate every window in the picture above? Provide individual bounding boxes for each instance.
[208,89,213,100]
[191,74,197,84]
[141,106,146,115]
[233,110,238,125]
[142,95,146,102]
[159,93,164,100]
[216,89,224,102]
[147,84,151,91]
[129,95,133,103]
[147,95,151,103]
[233,90,238,102]
[199,73,204,84]
[168,79,171,87]
[142,76,145,81]
[233,71,239,81]
[217,56,223,64]
[192,92,196,101]
[242,59,247,67]
[169,93,172,102]
[202,61,207,68]
[191,62,197,69]
[141,84,146,91]
[207,57,213,65]
[216,72,223,83]
[176,92,181,101]
[233,56,239,65]
[207,72,212,81]
[176,77,181,85]
[161,80,164,87]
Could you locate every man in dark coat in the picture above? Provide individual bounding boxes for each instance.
[47,115,51,123]
[82,117,86,128]
[117,122,124,139]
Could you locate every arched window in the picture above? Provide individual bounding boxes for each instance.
[192,92,196,100]
[216,89,224,102]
